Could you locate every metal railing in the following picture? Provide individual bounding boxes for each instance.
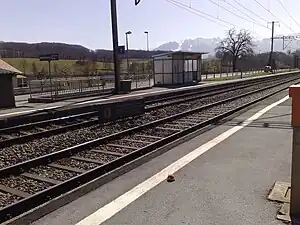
[28,73,153,101]
[201,68,298,81]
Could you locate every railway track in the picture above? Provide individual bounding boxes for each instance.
[0,74,296,149]
[0,75,298,224]
[0,75,297,170]
[0,75,297,168]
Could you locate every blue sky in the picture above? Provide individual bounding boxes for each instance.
[0,0,299,50]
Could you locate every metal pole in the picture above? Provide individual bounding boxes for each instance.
[126,33,130,78]
[145,31,150,87]
[110,0,121,94]
[146,32,149,51]
[289,85,300,224]
[48,60,52,98]
[268,21,274,66]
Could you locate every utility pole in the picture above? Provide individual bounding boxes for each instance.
[110,0,121,94]
[269,21,275,66]
[267,21,280,70]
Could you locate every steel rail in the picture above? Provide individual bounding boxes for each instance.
[143,73,295,104]
[0,75,289,148]
[144,75,291,110]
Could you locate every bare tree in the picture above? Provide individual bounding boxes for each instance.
[215,28,255,72]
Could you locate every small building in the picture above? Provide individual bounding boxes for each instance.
[152,51,208,87]
[13,74,28,88]
[0,59,23,108]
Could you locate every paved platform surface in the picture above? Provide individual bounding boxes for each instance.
[31,89,292,225]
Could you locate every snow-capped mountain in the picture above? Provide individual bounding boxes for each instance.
[154,37,300,57]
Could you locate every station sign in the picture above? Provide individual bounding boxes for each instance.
[118,46,126,54]
[39,54,59,61]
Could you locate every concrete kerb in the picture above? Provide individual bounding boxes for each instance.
[2,85,292,225]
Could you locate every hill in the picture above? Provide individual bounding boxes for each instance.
[0,42,167,61]
[1,41,299,77]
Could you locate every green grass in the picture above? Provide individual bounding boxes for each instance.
[3,58,112,76]
[2,58,150,77]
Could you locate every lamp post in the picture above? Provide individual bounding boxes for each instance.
[144,31,149,51]
[144,31,151,87]
[125,31,132,78]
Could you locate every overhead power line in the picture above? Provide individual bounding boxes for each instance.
[166,0,263,38]
[253,0,295,33]
[221,0,270,30]
[166,0,234,28]
[275,0,300,29]
[207,0,269,29]
[231,0,268,23]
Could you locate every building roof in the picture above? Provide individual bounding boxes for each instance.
[0,59,23,75]
[152,51,209,59]
[16,74,27,79]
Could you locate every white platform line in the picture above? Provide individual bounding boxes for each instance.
[75,95,289,225]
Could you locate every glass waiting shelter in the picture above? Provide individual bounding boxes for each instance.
[152,51,207,87]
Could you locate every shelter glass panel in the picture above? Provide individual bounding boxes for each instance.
[154,60,163,73]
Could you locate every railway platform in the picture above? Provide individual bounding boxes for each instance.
[1,71,298,121]
[30,88,292,225]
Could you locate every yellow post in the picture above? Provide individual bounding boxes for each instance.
[289,85,300,224]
